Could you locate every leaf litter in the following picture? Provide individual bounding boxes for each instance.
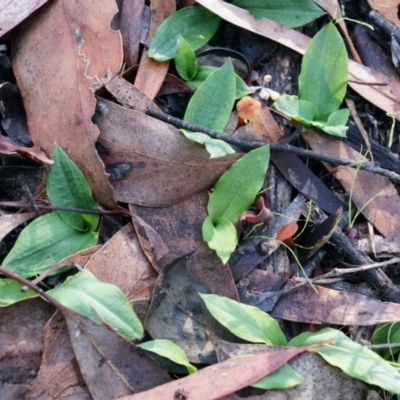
[3,0,400,398]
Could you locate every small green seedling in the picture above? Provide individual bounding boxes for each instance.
[274,22,350,137]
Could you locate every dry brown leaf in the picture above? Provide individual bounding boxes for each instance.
[245,270,400,325]
[94,99,239,206]
[197,0,400,118]
[303,130,400,238]
[0,0,48,37]
[0,298,54,385]
[63,307,170,399]
[0,212,35,243]
[134,0,176,100]
[130,191,238,299]
[118,343,328,400]
[85,222,158,300]
[27,312,90,399]
[367,0,400,26]
[12,0,123,208]
[0,135,53,165]
[215,340,369,400]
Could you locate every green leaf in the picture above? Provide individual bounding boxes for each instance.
[252,363,304,390]
[181,130,235,158]
[232,0,325,28]
[326,108,350,127]
[47,144,99,232]
[187,66,252,99]
[299,23,348,121]
[200,294,287,345]
[48,270,143,341]
[289,327,400,394]
[138,339,197,374]
[3,212,97,278]
[273,95,318,122]
[149,6,220,62]
[321,124,348,137]
[184,60,236,133]
[202,216,238,264]
[175,36,198,81]
[0,279,38,306]
[207,145,270,222]
[372,322,400,360]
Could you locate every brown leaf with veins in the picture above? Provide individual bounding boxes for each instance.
[94,99,240,206]
[12,0,122,207]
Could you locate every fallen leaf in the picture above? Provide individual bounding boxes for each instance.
[118,342,328,400]
[303,130,400,238]
[12,0,123,207]
[367,0,400,26]
[62,306,171,399]
[130,191,238,299]
[0,212,35,243]
[0,0,48,37]
[94,99,239,206]
[0,298,54,385]
[145,253,237,363]
[27,312,90,399]
[215,340,369,400]
[244,269,400,325]
[85,223,159,300]
[134,0,175,100]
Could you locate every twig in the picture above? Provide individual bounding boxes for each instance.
[146,109,400,184]
[0,201,133,217]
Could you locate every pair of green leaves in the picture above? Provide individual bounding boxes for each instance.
[201,294,400,393]
[149,2,325,62]
[3,144,99,278]
[274,23,350,137]
[202,146,270,263]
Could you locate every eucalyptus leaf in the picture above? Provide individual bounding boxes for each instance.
[175,36,198,81]
[187,66,252,99]
[3,212,98,278]
[0,279,37,306]
[181,130,235,158]
[184,59,236,133]
[138,339,197,374]
[202,216,238,264]
[200,294,287,345]
[299,23,348,121]
[207,145,270,222]
[48,270,143,341]
[47,144,99,232]
[289,327,400,394]
[149,5,220,61]
[232,0,325,28]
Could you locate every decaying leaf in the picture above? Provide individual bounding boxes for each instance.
[12,0,123,207]
[94,99,239,206]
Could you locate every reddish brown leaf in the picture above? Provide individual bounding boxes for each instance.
[134,0,176,100]
[118,343,328,400]
[94,99,239,206]
[12,0,123,207]
[85,223,159,300]
[0,0,48,37]
[0,135,52,165]
[367,0,399,26]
